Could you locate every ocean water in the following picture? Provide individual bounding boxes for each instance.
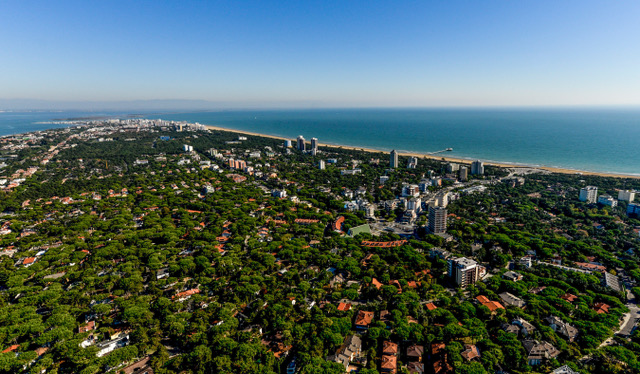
[147,108,640,176]
[0,110,136,137]
[1,108,639,175]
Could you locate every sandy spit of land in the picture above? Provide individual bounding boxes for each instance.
[205,125,640,179]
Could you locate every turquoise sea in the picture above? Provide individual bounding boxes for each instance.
[1,108,639,176]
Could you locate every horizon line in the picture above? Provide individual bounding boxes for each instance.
[2,103,640,112]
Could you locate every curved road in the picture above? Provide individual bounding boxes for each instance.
[617,289,639,337]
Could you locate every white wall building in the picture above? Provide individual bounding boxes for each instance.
[447,257,480,288]
[579,186,598,203]
[597,195,617,207]
[407,156,418,169]
[406,197,422,212]
[618,190,636,202]
[471,160,484,175]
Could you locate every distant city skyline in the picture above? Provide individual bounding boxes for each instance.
[2,1,640,109]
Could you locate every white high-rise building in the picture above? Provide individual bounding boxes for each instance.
[284,140,292,148]
[407,156,418,169]
[579,186,598,203]
[448,257,480,288]
[390,150,399,168]
[311,137,318,152]
[436,193,449,208]
[406,197,422,212]
[319,160,325,170]
[598,195,617,207]
[471,160,484,175]
[297,136,306,151]
[618,190,636,202]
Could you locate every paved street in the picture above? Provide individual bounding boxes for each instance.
[617,289,640,337]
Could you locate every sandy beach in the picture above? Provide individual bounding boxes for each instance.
[205,125,640,180]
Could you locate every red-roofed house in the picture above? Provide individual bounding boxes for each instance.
[425,303,438,311]
[561,293,578,303]
[382,341,398,355]
[337,302,352,312]
[355,310,374,331]
[79,320,96,333]
[476,295,505,313]
[173,288,200,301]
[461,345,480,361]
[381,354,397,373]
[593,302,610,314]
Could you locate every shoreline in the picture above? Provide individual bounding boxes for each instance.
[205,124,640,180]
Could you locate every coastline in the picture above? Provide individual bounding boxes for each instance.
[204,124,640,180]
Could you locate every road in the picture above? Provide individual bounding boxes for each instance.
[617,289,640,337]
[534,260,593,275]
[592,289,640,350]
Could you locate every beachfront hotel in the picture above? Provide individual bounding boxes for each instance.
[471,160,484,175]
[297,135,306,151]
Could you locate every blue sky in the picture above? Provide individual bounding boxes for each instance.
[1,1,639,108]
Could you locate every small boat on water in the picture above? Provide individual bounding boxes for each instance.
[446,148,453,151]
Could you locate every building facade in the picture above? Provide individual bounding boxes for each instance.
[407,156,418,169]
[618,190,636,202]
[628,203,640,217]
[390,150,398,168]
[428,205,447,234]
[459,166,468,181]
[471,160,484,175]
[597,195,617,207]
[579,186,598,203]
[447,257,480,288]
[297,135,306,151]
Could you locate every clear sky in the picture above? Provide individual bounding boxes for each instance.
[1,1,639,108]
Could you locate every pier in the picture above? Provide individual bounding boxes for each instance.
[427,148,453,155]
